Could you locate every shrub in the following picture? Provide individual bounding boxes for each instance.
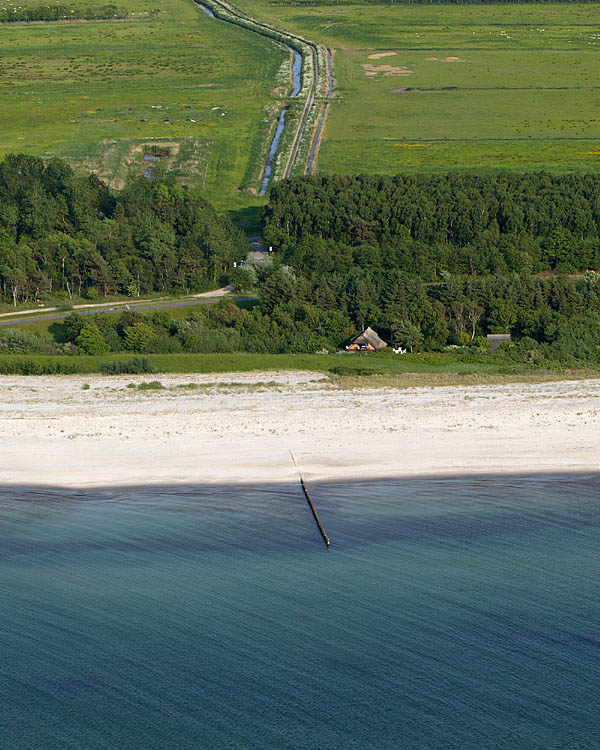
[100,357,155,375]
[212,300,243,327]
[150,311,175,334]
[180,327,241,353]
[116,310,145,337]
[137,380,164,390]
[76,323,110,355]
[104,327,125,352]
[0,329,62,354]
[229,266,255,293]
[147,333,183,354]
[473,336,491,350]
[329,365,375,376]
[63,313,88,343]
[124,322,157,352]
[0,358,84,375]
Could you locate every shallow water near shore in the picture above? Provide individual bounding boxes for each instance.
[1,475,599,749]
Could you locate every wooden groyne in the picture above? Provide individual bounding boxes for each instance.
[290,450,330,548]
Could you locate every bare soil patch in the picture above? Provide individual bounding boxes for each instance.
[368,51,397,60]
[363,64,414,78]
[426,56,463,63]
[69,137,209,191]
[121,141,181,189]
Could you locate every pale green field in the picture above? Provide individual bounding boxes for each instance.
[236,1,600,174]
[236,2,600,51]
[0,0,287,210]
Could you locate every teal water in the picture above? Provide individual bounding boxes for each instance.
[1,476,599,749]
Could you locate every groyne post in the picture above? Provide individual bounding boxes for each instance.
[290,450,330,548]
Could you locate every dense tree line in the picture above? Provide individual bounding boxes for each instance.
[256,173,600,361]
[3,158,600,366]
[0,155,246,306]
[247,264,600,362]
[263,174,600,278]
[0,4,128,22]
[4,269,600,365]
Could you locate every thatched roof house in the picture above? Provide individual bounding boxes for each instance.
[346,327,387,352]
[487,333,511,351]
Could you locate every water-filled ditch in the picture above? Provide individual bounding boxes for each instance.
[197,3,215,17]
[189,2,304,194]
[259,48,302,195]
[306,49,333,175]
[142,147,169,178]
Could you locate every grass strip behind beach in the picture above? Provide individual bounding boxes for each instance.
[1,352,599,386]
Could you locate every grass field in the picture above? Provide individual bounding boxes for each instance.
[0,0,288,210]
[3,0,600,209]
[235,1,600,175]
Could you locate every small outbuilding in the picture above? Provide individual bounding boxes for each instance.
[346,327,387,352]
[487,333,511,351]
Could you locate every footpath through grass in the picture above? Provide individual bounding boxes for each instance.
[235,1,600,175]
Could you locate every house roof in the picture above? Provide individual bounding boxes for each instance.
[487,333,511,351]
[349,327,387,351]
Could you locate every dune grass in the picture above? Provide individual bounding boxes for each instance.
[1,351,599,385]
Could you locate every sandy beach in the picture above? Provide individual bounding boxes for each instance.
[1,372,599,487]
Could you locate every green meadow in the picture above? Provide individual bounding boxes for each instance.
[235,1,600,175]
[0,0,287,210]
[3,0,600,206]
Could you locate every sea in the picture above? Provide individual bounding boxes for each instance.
[1,475,599,749]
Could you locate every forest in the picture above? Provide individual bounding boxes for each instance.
[4,270,600,368]
[263,174,600,279]
[0,155,246,306]
[3,157,600,366]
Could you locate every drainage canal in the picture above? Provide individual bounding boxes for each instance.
[259,48,302,195]
[197,3,215,17]
[194,2,304,193]
[260,109,287,195]
[306,49,333,175]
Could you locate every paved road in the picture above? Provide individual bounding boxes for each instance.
[0,296,257,327]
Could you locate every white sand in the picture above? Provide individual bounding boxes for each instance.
[1,373,599,487]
